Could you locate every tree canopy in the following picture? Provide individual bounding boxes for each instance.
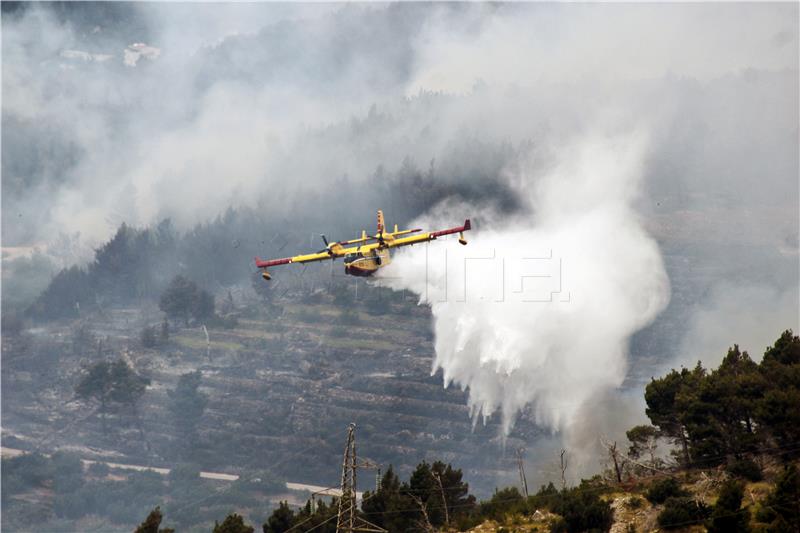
[645,330,800,468]
[134,506,175,533]
[167,370,208,458]
[159,275,215,325]
[75,359,150,433]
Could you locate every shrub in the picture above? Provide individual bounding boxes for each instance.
[207,314,239,329]
[755,463,800,531]
[626,496,644,509]
[479,486,526,521]
[529,482,560,511]
[646,477,687,504]
[726,458,762,482]
[707,479,749,533]
[159,276,215,325]
[550,486,614,533]
[88,461,110,477]
[27,266,94,320]
[336,308,360,325]
[657,497,710,530]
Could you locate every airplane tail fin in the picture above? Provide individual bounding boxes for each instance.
[377,209,385,233]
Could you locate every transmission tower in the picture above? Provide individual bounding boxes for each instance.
[516,447,529,498]
[336,423,387,533]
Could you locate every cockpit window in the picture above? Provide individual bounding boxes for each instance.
[344,252,363,262]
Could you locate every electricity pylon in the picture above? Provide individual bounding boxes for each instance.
[336,423,387,533]
[516,447,529,498]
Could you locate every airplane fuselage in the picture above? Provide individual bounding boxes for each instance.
[343,247,391,277]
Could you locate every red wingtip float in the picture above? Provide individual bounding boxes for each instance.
[255,210,472,280]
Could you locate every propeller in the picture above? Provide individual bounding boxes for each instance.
[317,234,337,256]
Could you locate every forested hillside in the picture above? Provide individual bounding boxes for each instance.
[5,330,797,532]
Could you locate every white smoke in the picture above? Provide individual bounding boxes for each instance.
[2,1,796,483]
[379,131,670,449]
[677,283,800,369]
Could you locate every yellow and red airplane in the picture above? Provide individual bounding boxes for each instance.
[254,210,471,280]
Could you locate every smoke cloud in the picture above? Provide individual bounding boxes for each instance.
[379,131,670,461]
[3,1,798,477]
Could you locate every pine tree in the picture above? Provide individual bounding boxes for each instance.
[263,502,294,533]
[159,275,215,325]
[135,506,175,533]
[75,359,150,435]
[167,370,208,458]
[213,513,254,533]
[645,364,704,467]
[707,480,749,533]
[761,464,800,533]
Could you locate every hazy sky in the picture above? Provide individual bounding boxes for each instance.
[3,3,797,249]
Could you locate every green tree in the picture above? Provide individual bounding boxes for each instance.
[159,275,215,325]
[755,330,800,456]
[167,370,208,457]
[75,359,150,434]
[626,425,660,466]
[685,346,765,464]
[92,223,158,303]
[478,486,525,521]
[27,265,94,320]
[550,484,614,533]
[135,506,175,533]
[213,513,254,533]
[263,502,295,533]
[361,466,414,532]
[762,329,800,366]
[404,460,474,527]
[707,479,749,533]
[646,477,687,505]
[290,497,338,533]
[757,463,800,532]
[657,497,711,530]
[645,364,704,467]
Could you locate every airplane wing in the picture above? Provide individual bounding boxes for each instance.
[254,218,470,278]
[389,219,471,248]
[255,241,380,269]
[387,228,422,238]
[254,250,332,269]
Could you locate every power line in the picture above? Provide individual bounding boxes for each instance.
[335,423,386,533]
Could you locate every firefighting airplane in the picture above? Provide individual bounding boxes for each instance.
[254,210,471,280]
